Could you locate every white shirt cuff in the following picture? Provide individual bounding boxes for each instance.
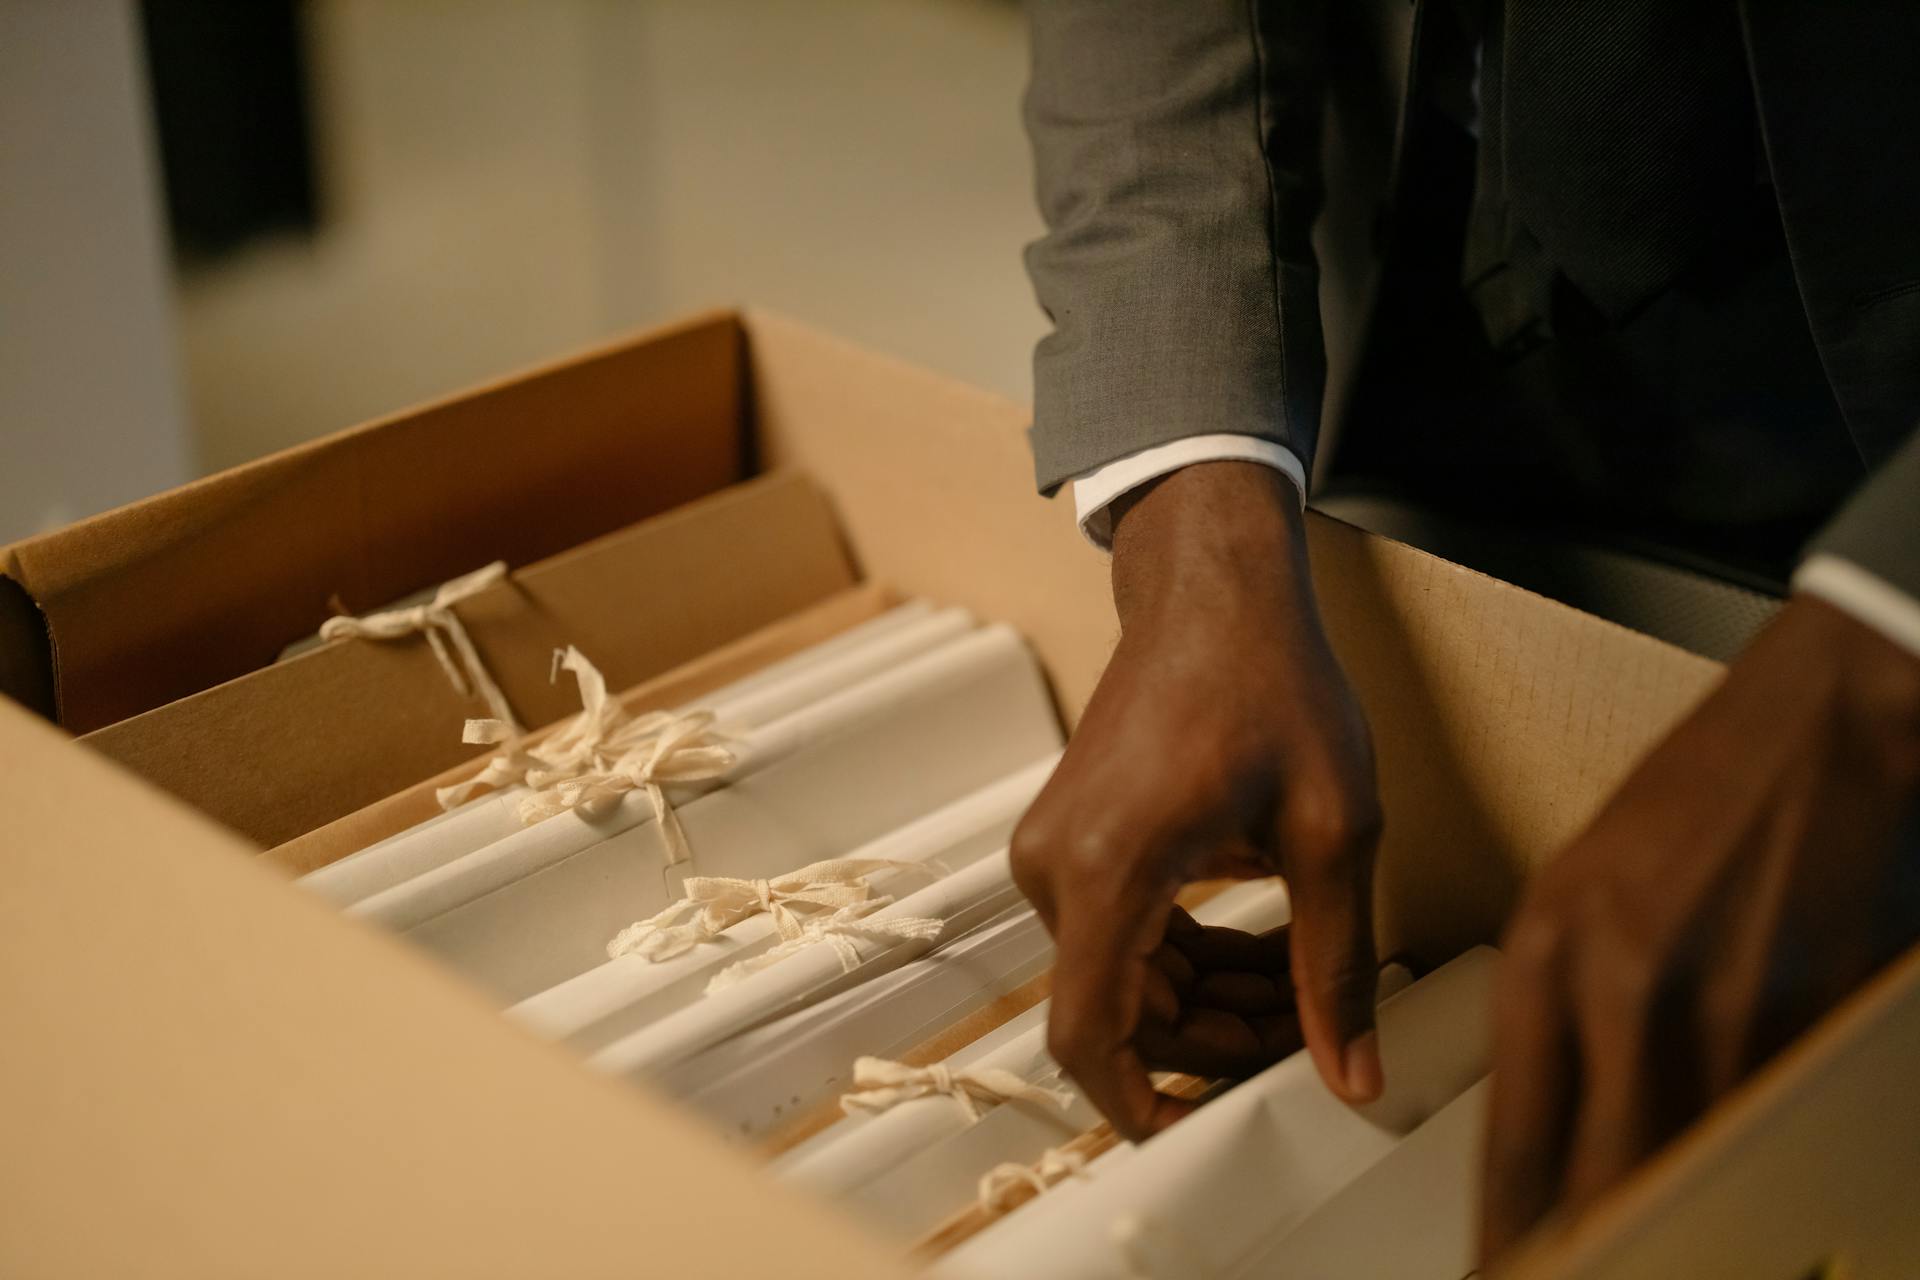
[1792,553,1920,660]
[1070,434,1308,550]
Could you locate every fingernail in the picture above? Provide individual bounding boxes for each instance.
[1342,1030,1383,1101]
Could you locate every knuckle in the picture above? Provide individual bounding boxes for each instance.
[1062,825,1125,877]
[1007,815,1054,886]
[1286,781,1383,865]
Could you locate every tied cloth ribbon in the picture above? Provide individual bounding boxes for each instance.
[703,901,946,994]
[320,561,521,732]
[605,858,936,962]
[976,1147,1088,1211]
[437,647,736,868]
[839,1056,1072,1124]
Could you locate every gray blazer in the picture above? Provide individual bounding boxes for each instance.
[1023,0,1919,602]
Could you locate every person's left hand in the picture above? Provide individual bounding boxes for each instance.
[1481,595,1920,1264]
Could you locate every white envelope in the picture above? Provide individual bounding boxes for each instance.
[299,602,972,907]
[506,756,1058,1054]
[932,947,1499,1280]
[354,625,1060,1003]
[772,880,1294,1240]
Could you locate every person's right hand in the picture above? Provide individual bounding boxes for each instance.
[1011,461,1386,1141]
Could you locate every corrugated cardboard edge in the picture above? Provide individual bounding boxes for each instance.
[1500,939,1920,1280]
[265,581,896,877]
[0,695,907,1279]
[79,471,858,848]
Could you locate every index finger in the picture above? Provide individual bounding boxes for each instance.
[1048,877,1194,1141]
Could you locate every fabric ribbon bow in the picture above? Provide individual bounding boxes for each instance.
[320,560,521,732]
[839,1056,1072,1123]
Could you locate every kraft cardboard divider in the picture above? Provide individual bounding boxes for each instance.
[79,471,859,850]
[265,580,895,877]
[0,309,750,734]
[3,306,1916,1278]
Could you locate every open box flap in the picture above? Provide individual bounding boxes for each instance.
[0,310,751,734]
[0,697,906,1280]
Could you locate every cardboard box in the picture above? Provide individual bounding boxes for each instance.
[75,473,862,848]
[2,309,1914,1277]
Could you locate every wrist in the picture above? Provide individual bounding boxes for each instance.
[1109,462,1313,636]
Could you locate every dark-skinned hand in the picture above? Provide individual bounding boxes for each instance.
[1011,462,1385,1141]
[1137,906,1304,1079]
[1482,594,1920,1264]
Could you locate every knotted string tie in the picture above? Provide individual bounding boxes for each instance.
[320,561,521,732]
[703,901,946,993]
[976,1147,1088,1211]
[437,648,737,873]
[606,858,937,961]
[839,1056,1072,1123]
[515,709,735,867]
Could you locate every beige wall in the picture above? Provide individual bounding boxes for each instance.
[178,0,1047,474]
[0,0,191,540]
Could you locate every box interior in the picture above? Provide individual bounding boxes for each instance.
[3,307,1915,1278]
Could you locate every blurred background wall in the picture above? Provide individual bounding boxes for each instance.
[1,0,193,540]
[2,0,1046,538]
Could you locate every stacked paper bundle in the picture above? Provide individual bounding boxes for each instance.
[290,522,1493,1275]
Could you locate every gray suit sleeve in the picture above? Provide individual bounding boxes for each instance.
[1806,426,1920,604]
[1022,0,1329,495]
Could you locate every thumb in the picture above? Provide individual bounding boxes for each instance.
[1283,829,1382,1104]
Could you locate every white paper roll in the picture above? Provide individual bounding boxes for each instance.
[506,756,1057,1053]
[355,626,1061,1004]
[629,902,1058,1139]
[577,842,1033,1085]
[1216,1078,1488,1280]
[771,880,1295,1241]
[298,602,972,908]
[933,946,1499,1280]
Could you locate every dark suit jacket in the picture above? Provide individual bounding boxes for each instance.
[1023,0,1920,600]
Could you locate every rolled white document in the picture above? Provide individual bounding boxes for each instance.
[506,756,1058,1053]
[628,901,1057,1139]
[932,946,1500,1280]
[577,845,1027,1088]
[298,602,971,908]
[772,880,1295,1241]
[351,626,1061,1004]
